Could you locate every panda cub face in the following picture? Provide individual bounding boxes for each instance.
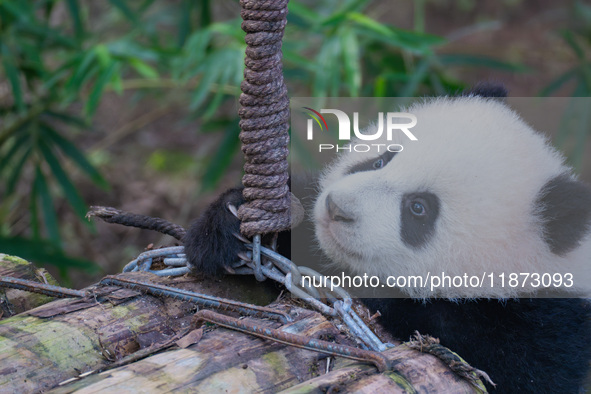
[313,97,591,298]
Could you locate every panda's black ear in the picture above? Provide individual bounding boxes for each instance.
[536,174,591,255]
[461,81,508,98]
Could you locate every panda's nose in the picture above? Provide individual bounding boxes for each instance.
[326,193,354,222]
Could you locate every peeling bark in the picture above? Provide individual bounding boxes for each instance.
[0,254,60,318]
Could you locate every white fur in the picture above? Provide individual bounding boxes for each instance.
[314,97,591,298]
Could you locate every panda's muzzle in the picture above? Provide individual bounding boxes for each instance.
[326,193,355,223]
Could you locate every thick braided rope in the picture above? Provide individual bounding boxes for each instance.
[238,0,291,237]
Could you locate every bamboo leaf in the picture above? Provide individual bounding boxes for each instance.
[399,58,430,97]
[347,12,391,37]
[15,22,77,49]
[209,20,245,42]
[374,75,387,97]
[438,54,527,72]
[540,68,577,97]
[30,180,40,239]
[428,72,446,95]
[107,0,139,24]
[43,110,89,129]
[341,28,361,96]
[314,36,342,96]
[65,0,84,38]
[348,13,444,51]
[34,166,61,246]
[39,141,90,222]
[283,48,316,71]
[94,44,112,67]
[0,132,30,175]
[1,44,25,113]
[0,1,32,21]
[190,63,221,110]
[107,39,160,62]
[199,0,211,27]
[18,40,46,78]
[41,124,109,189]
[201,123,241,191]
[287,2,319,25]
[85,62,118,116]
[129,58,159,79]
[0,236,99,272]
[67,50,98,91]
[6,146,32,195]
[561,30,584,60]
[111,71,123,94]
[45,53,84,91]
[203,51,236,118]
[177,0,194,47]
[173,29,212,79]
[320,0,368,27]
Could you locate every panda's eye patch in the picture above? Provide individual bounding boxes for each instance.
[347,151,397,175]
[400,192,440,249]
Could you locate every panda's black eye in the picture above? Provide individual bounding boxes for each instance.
[410,201,426,216]
[373,158,384,169]
[347,151,398,175]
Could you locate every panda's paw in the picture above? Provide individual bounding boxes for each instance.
[184,187,247,277]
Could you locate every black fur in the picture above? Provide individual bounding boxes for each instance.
[363,297,591,393]
[536,174,591,256]
[462,81,508,98]
[185,187,246,277]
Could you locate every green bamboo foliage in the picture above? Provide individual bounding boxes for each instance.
[540,1,591,170]
[0,0,580,275]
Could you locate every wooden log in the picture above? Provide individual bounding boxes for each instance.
[277,344,486,393]
[51,308,337,393]
[0,256,486,393]
[0,271,197,393]
[50,314,483,394]
[0,253,60,318]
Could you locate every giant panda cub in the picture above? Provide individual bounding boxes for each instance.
[185,84,591,393]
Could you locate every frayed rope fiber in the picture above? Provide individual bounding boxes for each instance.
[238,0,292,237]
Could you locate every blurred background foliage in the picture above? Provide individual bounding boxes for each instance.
[0,0,590,285]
